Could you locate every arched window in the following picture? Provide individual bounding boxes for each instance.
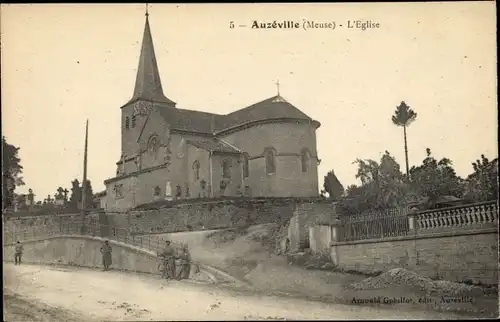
[301,149,310,173]
[125,117,130,130]
[131,115,137,128]
[242,153,250,178]
[153,186,161,196]
[193,160,200,181]
[148,135,160,155]
[222,159,232,179]
[265,149,276,175]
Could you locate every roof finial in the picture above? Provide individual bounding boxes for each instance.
[145,3,149,17]
[275,79,280,96]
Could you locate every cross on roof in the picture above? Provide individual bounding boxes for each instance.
[275,80,280,95]
[145,3,149,16]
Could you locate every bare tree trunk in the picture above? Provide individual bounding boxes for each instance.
[404,125,409,177]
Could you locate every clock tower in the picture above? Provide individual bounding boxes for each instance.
[120,10,176,159]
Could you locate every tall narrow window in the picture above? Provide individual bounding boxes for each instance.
[131,115,137,128]
[148,135,160,156]
[125,117,130,130]
[113,184,124,199]
[265,149,276,175]
[242,153,250,178]
[193,160,200,181]
[301,149,310,173]
[222,159,232,179]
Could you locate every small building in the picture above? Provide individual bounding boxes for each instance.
[407,195,468,211]
[94,191,107,209]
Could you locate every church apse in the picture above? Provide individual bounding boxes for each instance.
[218,121,320,198]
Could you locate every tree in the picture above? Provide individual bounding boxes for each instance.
[83,179,94,208]
[409,148,464,203]
[69,179,81,209]
[391,101,417,177]
[55,187,65,201]
[69,179,95,209]
[340,151,408,213]
[464,154,498,202]
[2,136,25,210]
[322,170,344,200]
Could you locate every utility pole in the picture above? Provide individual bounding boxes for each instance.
[80,119,89,234]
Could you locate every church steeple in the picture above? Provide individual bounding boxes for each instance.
[128,8,176,106]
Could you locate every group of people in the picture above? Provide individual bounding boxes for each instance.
[100,239,192,281]
[13,238,192,281]
[158,240,192,280]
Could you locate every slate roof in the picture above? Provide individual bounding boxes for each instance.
[124,15,318,135]
[220,95,313,130]
[186,139,241,154]
[158,108,222,134]
[126,15,176,106]
[156,95,316,134]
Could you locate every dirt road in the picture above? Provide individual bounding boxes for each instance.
[3,263,464,321]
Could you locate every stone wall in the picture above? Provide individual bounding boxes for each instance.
[2,235,210,281]
[331,228,498,285]
[329,201,499,284]
[291,200,499,285]
[3,211,103,233]
[107,200,295,235]
[309,225,333,256]
[288,202,337,251]
[220,121,319,198]
[4,199,323,244]
[3,236,160,274]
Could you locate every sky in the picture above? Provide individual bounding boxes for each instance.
[1,3,497,201]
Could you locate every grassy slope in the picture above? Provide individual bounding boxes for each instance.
[152,224,498,318]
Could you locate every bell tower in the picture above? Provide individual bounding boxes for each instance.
[120,7,176,158]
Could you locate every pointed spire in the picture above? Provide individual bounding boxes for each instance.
[128,9,175,106]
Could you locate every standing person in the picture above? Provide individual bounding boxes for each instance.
[175,245,188,280]
[100,240,112,271]
[158,240,175,280]
[179,246,192,280]
[14,241,24,265]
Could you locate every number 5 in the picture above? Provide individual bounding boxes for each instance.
[230,21,234,29]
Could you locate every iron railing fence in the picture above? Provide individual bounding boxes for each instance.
[3,222,186,255]
[337,200,498,242]
[338,207,410,242]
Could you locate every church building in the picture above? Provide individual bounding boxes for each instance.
[103,12,321,211]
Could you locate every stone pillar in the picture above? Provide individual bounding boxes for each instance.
[165,181,173,201]
[407,207,419,266]
[329,217,342,266]
[289,213,298,252]
[309,224,334,256]
[407,207,418,232]
[309,226,316,253]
